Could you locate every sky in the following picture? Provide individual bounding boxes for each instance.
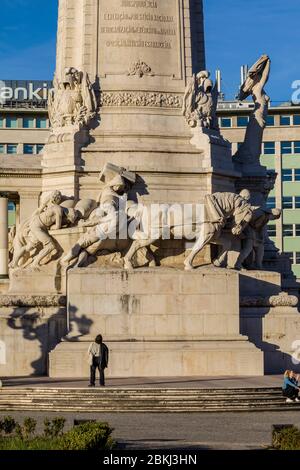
[0,0,299,103]
[205,0,300,103]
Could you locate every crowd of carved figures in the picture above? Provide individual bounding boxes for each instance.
[9,164,281,273]
[8,55,281,273]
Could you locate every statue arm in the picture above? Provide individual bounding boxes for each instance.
[97,191,102,204]
[80,216,102,227]
[261,59,271,88]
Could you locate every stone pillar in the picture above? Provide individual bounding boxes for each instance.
[0,196,8,279]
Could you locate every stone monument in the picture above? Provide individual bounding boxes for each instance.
[0,0,299,378]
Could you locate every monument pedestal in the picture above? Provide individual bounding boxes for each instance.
[239,270,300,374]
[49,267,263,377]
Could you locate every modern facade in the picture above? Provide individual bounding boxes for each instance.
[0,81,51,228]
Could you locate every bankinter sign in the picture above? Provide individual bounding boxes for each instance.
[0,80,53,104]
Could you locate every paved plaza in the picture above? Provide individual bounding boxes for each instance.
[1,375,296,450]
[0,409,298,450]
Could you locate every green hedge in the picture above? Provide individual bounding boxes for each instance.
[272,425,300,450]
[61,422,115,450]
[0,416,115,451]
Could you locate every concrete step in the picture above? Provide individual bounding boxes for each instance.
[0,387,282,394]
[0,387,293,413]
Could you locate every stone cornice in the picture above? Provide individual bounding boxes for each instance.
[0,168,42,178]
[0,295,67,307]
[241,292,299,308]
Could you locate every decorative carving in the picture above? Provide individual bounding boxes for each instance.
[128,60,154,77]
[269,292,299,307]
[241,292,298,308]
[0,295,66,308]
[61,163,137,268]
[235,207,282,270]
[182,70,219,129]
[48,67,97,129]
[100,91,182,108]
[122,189,254,271]
[234,55,271,165]
[10,191,78,270]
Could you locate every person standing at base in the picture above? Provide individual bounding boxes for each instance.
[88,335,109,387]
[282,370,300,403]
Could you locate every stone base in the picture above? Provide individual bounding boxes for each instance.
[241,304,300,374]
[0,302,67,376]
[49,266,264,377]
[9,265,64,295]
[49,339,263,378]
[240,269,300,374]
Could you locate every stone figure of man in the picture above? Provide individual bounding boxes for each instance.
[61,174,130,268]
[235,207,281,270]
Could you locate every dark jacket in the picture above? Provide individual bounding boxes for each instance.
[100,343,109,369]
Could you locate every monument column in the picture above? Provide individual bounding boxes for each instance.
[0,195,8,279]
[43,0,230,202]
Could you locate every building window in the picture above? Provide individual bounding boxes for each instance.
[266,115,275,126]
[263,142,275,155]
[294,115,300,125]
[36,117,48,129]
[0,144,4,154]
[294,141,300,154]
[281,141,300,154]
[282,169,293,182]
[6,117,18,129]
[283,225,294,237]
[0,117,4,128]
[283,197,293,209]
[23,117,34,129]
[266,197,276,209]
[24,144,35,155]
[7,144,17,154]
[295,169,300,181]
[237,116,249,127]
[295,197,300,209]
[296,225,300,237]
[8,202,16,228]
[36,144,44,154]
[286,252,294,264]
[281,141,292,154]
[267,225,276,237]
[280,115,292,126]
[296,253,300,265]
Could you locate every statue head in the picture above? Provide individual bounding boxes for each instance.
[40,190,63,208]
[63,207,78,226]
[51,190,63,206]
[197,70,210,81]
[239,189,251,202]
[63,67,82,89]
[196,70,213,93]
[107,174,126,194]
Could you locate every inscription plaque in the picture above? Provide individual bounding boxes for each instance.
[98,0,181,78]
